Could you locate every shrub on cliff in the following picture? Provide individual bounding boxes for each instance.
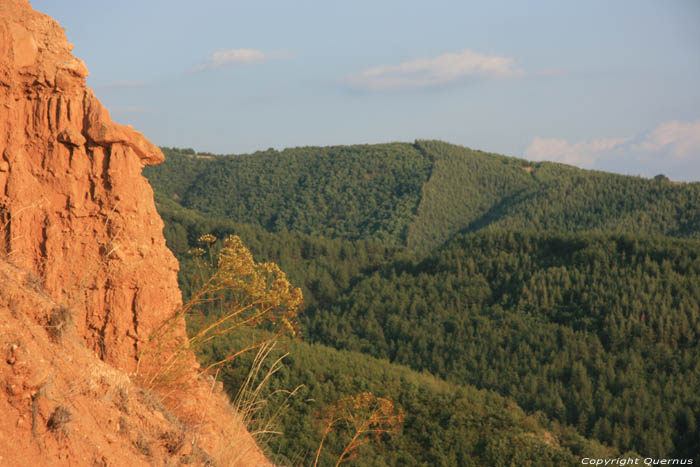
[135,234,302,397]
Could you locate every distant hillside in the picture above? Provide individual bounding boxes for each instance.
[407,140,536,249]
[147,144,432,244]
[152,194,408,311]
[152,197,700,460]
[305,231,700,458]
[197,329,616,466]
[144,142,700,461]
[153,199,618,464]
[145,141,700,250]
[410,140,700,249]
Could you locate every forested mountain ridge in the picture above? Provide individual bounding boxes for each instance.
[144,141,700,250]
[408,140,700,249]
[147,144,432,244]
[150,199,626,464]
[143,142,700,462]
[149,197,700,461]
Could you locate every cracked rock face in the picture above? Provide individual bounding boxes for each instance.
[0,4,271,465]
[0,0,182,372]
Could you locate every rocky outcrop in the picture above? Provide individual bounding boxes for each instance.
[0,0,181,371]
[0,1,269,464]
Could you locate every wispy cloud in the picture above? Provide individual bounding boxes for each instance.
[523,119,700,180]
[633,120,700,159]
[191,49,266,72]
[524,137,629,169]
[346,49,523,92]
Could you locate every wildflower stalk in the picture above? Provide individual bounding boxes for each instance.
[314,392,404,467]
[135,234,302,395]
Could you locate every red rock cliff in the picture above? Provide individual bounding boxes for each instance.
[0,0,182,372]
[0,1,270,464]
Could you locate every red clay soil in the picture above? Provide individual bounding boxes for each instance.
[0,1,270,464]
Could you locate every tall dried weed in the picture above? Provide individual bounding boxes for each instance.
[135,235,302,433]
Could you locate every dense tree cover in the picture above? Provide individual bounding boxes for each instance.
[157,199,617,464]
[477,170,700,239]
[304,232,700,458]
[146,141,700,251]
[145,144,433,244]
[144,142,700,461]
[195,333,615,466]
[155,194,409,310]
[144,147,215,201]
[406,140,535,250]
[408,140,700,250]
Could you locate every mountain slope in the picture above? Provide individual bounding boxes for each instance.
[410,140,700,249]
[145,141,700,460]
[149,196,700,460]
[145,141,700,251]
[150,200,619,464]
[147,144,432,244]
[197,329,617,466]
[305,231,700,458]
[407,140,535,249]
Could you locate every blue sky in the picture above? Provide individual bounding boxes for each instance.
[33,0,700,181]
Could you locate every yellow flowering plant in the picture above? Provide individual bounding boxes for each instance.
[136,234,303,395]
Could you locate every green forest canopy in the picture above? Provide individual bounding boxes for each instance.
[146,141,700,251]
[144,141,700,462]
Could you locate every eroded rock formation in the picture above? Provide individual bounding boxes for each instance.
[0,0,182,372]
[0,1,269,464]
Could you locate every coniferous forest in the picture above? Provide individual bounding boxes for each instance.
[144,141,700,465]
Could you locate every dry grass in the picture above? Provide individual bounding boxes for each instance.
[212,421,266,467]
[233,342,300,440]
[186,444,216,466]
[46,305,73,342]
[46,405,72,439]
[159,430,185,454]
[212,341,303,466]
[134,235,301,413]
[133,431,152,457]
[117,415,130,437]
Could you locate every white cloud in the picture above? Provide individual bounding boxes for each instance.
[524,137,629,169]
[523,119,700,181]
[191,49,266,71]
[346,49,523,91]
[634,120,700,159]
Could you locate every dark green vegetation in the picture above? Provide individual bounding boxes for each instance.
[408,141,700,249]
[154,194,406,311]
[150,145,432,244]
[145,141,700,463]
[148,142,700,251]
[200,334,613,466]
[307,232,700,458]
